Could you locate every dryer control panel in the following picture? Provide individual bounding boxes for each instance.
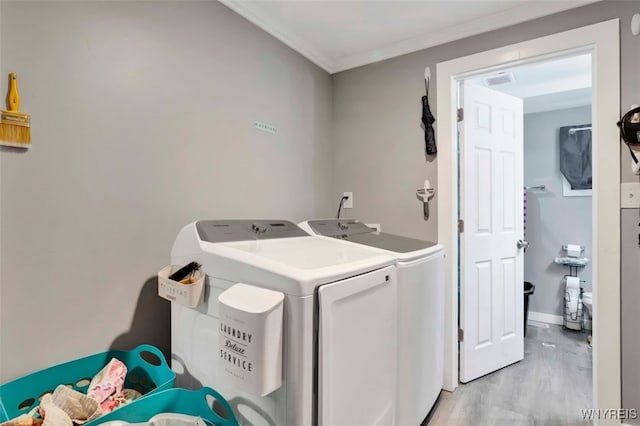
[306,219,439,253]
[196,220,308,243]
[307,219,372,238]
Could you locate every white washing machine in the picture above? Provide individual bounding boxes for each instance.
[299,219,445,426]
[170,220,398,426]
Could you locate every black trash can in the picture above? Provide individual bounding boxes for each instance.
[524,281,535,337]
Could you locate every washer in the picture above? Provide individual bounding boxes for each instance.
[170,220,398,426]
[299,219,445,426]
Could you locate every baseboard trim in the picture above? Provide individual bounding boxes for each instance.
[528,311,564,325]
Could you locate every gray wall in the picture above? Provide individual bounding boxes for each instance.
[524,106,592,317]
[332,1,639,240]
[332,60,438,238]
[621,208,640,425]
[0,1,333,381]
[332,0,640,414]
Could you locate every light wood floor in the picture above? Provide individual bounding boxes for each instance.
[427,324,592,426]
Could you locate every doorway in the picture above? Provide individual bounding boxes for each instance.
[459,53,593,383]
[429,54,594,424]
[436,19,620,415]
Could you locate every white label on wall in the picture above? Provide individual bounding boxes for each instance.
[254,121,277,134]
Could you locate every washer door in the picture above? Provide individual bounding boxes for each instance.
[317,265,397,426]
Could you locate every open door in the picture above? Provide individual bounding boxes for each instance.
[459,81,524,383]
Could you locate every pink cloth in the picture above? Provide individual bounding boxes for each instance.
[87,359,127,413]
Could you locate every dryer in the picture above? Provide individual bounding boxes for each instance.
[170,220,398,426]
[298,219,444,426]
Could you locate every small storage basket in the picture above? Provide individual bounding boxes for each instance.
[89,387,239,426]
[0,345,175,423]
[158,265,205,308]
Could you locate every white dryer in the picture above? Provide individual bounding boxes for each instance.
[170,220,398,426]
[299,219,445,426]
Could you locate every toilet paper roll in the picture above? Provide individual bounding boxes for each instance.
[566,276,580,289]
[566,244,582,257]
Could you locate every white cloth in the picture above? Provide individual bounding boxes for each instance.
[39,394,72,426]
[51,385,102,424]
[100,414,207,426]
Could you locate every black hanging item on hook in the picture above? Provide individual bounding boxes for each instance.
[421,70,437,155]
[617,105,640,164]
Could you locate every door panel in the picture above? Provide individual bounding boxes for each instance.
[475,149,492,232]
[502,257,517,338]
[318,266,397,426]
[475,261,493,347]
[460,81,524,383]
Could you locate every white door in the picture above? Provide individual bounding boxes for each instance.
[459,81,524,383]
[318,266,397,426]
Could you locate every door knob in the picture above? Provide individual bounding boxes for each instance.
[517,240,530,249]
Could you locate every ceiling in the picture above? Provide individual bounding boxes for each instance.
[221,0,599,74]
[467,53,592,113]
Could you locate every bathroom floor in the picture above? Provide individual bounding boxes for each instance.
[427,324,592,426]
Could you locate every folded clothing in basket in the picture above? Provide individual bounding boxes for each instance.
[1,385,100,426]
[101,413,207,426]
[1,359,142,426]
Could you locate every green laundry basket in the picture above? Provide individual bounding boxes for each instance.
[0,344,175,423]
[89,387,239,426]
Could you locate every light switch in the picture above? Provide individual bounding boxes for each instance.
[621,182,640,208]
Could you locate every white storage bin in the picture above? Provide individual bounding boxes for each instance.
[218,283,284,396]
[157,265,205,308]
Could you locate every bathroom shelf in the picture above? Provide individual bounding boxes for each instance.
[554,256,589,267]
[554,256,589,277]
[556,249,590,332]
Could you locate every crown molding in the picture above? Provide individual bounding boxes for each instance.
[221,0,599,75]
[220,0,337,73]
[332,1,599,72]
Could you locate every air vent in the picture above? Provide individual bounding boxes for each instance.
[483,72,515,87]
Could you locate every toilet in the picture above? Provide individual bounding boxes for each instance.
[582,292,592,330]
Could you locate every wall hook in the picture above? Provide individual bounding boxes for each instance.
[416,179,436,219]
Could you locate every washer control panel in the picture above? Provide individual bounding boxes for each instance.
[196,220,308,243]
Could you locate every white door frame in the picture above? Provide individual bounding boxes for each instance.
[437,19,620,416]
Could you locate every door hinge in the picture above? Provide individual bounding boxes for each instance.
[458,219,464,233]
[458,329,464,341]
[457,108,464,122]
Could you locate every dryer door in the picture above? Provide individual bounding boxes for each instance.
[317,265,397,426]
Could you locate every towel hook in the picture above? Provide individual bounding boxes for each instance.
[416,179,436,219]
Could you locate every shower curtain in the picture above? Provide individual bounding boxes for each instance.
[559,124,592,190]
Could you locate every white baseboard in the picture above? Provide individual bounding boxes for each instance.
[528,311,564,325]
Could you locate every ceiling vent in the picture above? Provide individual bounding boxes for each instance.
[483,72,515,87]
